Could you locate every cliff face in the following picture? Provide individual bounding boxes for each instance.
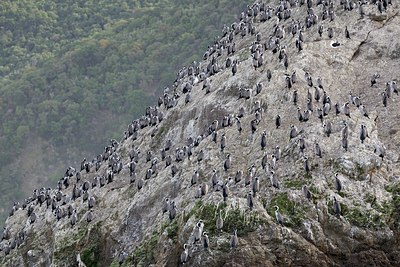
[1,0,400,266]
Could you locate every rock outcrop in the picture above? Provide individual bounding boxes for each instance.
[1,0,400,266]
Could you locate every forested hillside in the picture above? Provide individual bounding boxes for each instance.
[0,0,247,225]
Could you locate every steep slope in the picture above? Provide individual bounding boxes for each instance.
[1,0,400,266]
[0,0,247,226]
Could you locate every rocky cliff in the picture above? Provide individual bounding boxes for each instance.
[1,0,400,266]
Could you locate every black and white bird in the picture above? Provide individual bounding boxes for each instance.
[274,206,283,226]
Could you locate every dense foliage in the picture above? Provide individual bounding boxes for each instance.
[0,0,248,224]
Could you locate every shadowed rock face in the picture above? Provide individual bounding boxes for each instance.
[1,1,400,266]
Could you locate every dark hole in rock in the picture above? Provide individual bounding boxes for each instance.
[332,41,341,47]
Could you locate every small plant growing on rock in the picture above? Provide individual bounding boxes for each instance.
[266,193,307,227]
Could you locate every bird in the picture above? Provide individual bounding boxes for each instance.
[70,210,77,227]
[118,251,126,266]
[235,170,242,183]
[380,91,388,107]
[274,206,283,226]
[235,117,242,133]
[334,173,342,193]
[298,137,306,154]
[180,243,189,264]
[256,82,263,95]
[171,164,179,177]
[317,108,323,122]
[195,186,202,199]
[341,122,349,139]
[359,105,369,118]
[314,142,322,158]
[307,98,313,112]
[30,212,37,224]
[222,183,229,202]
[341,136,348,152]
[226,57,232,68]
[274,146,281,161]
[334,102,341,115]
[201,183,209,196]
[316,77,324,89]
[343,102,351,118]
[374,142,386,159]
[261,131,267,149]
[202,232,210,250]
[86,210,93,223]
[230,229,238,249]
[232,60,238,76]
[216,209,224,231]
[185,92,191,104]
[77,253,86,267]
[88,196,96,209]
[390,80,398,95]
[318,25,324,37]
[303,109,311,122]
[323,102,331,116]
[360,124,368,144]
[345,26,351,39]
[333,196,341,217]
[2,226,11,240]
[292,90,298,105]
[220,134,226,152]
[270,154,277,169]
[323,122,332,137]
[247,191,254,210]
[197,150,204,163]
[303,156,311,173]
[191,170,199,186]
[211,169,219,188]
[289,125,298,139]
[251,119,258,134]
[193,220,204,243]
[252,177,260,197]
[359,2,365,18]
[377,0,383,13]
[162,198,170,214]
[169,201,177,221]
[267,69,272,82]
[261,152,268,170]
[224,154,231,171]
[212,130,218,144]
[371,72,380,87]
[238,106,245,118]
[297,107,304,122]
[291,71,297,84]
[275,115,281,129]
[270,171,280,189]
[302,185,312,200]
[245,169,253,186]
[327,27,334,38]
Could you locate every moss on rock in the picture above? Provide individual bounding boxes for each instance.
[267,193,307,227]
[132,230,160,266]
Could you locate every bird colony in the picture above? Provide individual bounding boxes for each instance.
[1,0,400,266]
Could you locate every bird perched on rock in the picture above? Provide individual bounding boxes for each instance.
[345,26,351,39]
[180,243,189,264]
[333,196,341,217]
[274,206,283,226]
[230,229,238,249]
[302,185,312,200]
[334,173,342,193]
[202,232,210,251]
